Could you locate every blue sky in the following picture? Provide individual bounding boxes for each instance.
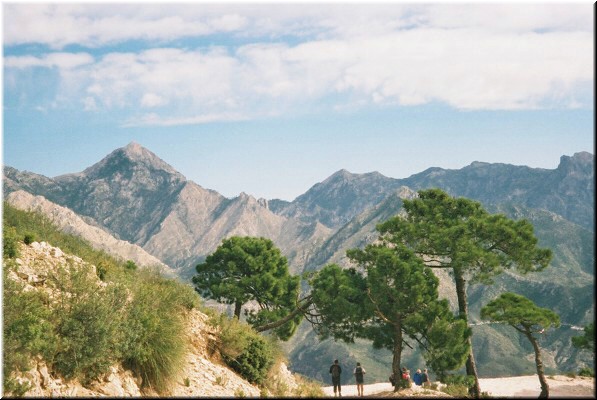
[2,2,594,201]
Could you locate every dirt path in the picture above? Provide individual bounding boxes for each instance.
[322,375,595,398]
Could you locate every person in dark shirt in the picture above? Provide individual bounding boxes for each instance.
[329,359,342,397]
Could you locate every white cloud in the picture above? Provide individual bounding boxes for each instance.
[141,93,167,108]
[3,4,248,48]
[4,53,94,69]
[4,4,593,124]
[4,4,592,49]
[122,112,250,127]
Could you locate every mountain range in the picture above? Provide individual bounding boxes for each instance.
[3,142,594,382]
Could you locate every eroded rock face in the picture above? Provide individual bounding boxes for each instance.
[4,241,301,398]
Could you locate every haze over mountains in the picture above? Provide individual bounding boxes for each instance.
[3,142,594,382]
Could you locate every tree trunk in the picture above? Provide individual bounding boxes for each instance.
[454,271,481,398]
[526,331,549,398]
[234,301,242,319]
[254,297,312,332]
[392,320,403,392]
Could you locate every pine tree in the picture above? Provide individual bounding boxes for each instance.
[377,189,552,397]
[310,243,469,391]
[481,293,560,398]
[192,236,301,340]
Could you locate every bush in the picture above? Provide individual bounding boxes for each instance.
[23,232,36,245]
[210,314,276,385]
[2,203,195,392]
[50,263,128,383]
[125,260,138,271]
[3,263,56,389]
[234,336,275,385]
[440,374,475,397]
[120,271,187,393]
[579,367,594,377]
[292,375,325,397]
[3,226,20,259]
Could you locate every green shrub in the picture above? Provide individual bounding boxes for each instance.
[23,232,36,245]
[50,263,128,383]
[4,379,31,398]
[125,260,138,271]
[121,271,187,393]
[440,374,475,397]
[291,375,325,397]
[579,367,594,377]
[210,314,276,385]
[234,336,275,385]
[3,225,20,259]
[2,203,194,392]
[3,263,56,389]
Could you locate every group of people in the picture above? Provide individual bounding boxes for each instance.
[329,359,366,397]
[329,359,430,397]
[389,366,430,387]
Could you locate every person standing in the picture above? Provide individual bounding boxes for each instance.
[329,359,342,397]
[353,362,366,397]
[422,368,430,388]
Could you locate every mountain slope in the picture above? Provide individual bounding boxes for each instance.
[5,189,175,276]
[270,169,404,229]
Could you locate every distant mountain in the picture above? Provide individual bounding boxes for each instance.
[270,152,594,232]
[398,152,595,231]
[3,142,330,276]
[270,169,404,229]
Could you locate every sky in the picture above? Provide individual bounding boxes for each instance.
[2,2,594,201]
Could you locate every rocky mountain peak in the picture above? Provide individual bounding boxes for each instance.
[68,142,184,182]
[556,151,594,178]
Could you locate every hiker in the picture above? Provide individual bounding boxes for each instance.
[329,359,342,397]
[353,362,366,397]
[413,369,423,386]
[422,368,430,387]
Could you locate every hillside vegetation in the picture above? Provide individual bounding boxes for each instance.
[2,203,322,397]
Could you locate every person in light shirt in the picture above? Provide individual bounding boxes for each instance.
[353,362,366,397]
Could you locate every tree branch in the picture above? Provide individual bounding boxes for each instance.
[254,296,313,332]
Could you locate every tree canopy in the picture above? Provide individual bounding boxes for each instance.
[310,242,470,389]
[192,236,301,340]
[572,322,595,352]
[376,188,552,396]
[481,292,560,332]
[481,292,560,398]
